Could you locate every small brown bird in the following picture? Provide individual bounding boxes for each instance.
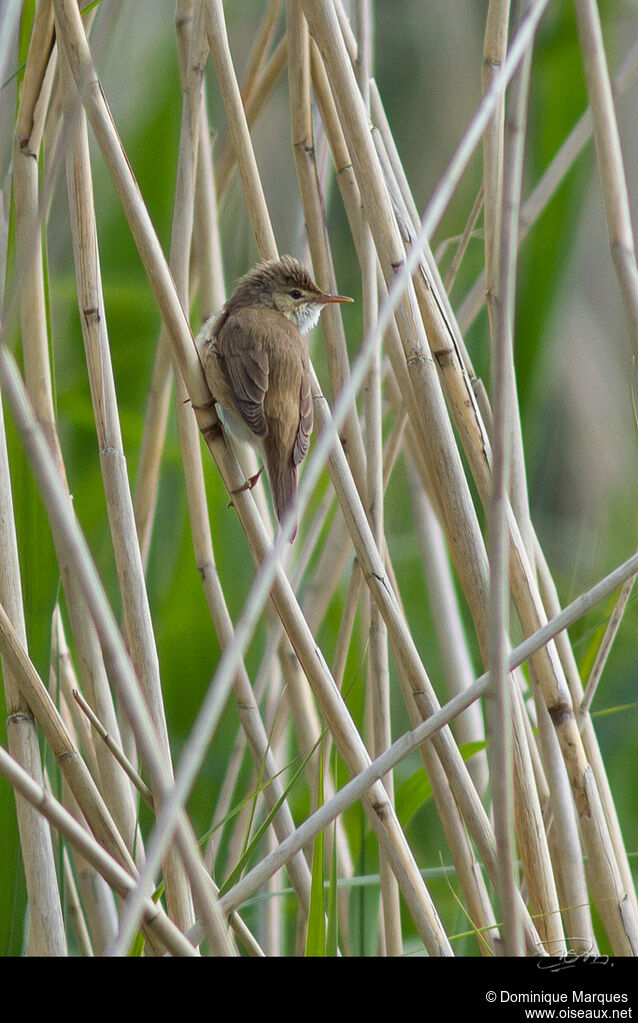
[202,256,353,540]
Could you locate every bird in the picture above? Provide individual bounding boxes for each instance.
[201,255,353,541]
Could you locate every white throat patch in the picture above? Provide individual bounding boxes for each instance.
[293,302,323,335]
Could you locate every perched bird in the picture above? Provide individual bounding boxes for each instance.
[202,256,353,540]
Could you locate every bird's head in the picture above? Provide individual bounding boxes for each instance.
[229,255,353,334]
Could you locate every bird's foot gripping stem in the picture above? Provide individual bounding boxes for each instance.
[227,467,264,507]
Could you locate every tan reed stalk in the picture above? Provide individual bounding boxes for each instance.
[60,844,93,956]
[302,1,494,649]
[238,0,282,109]
[498,18,591,950]
[217,539,638,924]
[72,688,154,808]
[0,393,65,955]
[199,0,461,953]
[573,0,638,356]
[481,0,510,347]
[287,4,367,500]
[360,9,637,950]
[579,573,637,722]
[535,544,638,920]
[3,23,66,958]
[204,0,277,260]
[442,184,484,295]
[305,2,558,950]
[0,744,198,956]
[407,465,488,796]
[170,2,316,926]
[51,0,458,953]
[457,39,638,334]
[352,0,402,956]
[485,0,526,956]
[57,47,201,936]
[310,64,520,952]
[214,36,288,199]
[15,15,142,863]
[52,616,123,953]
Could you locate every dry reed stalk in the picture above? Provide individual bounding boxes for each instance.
[533,534,638,924]
[72,688,154,808]
[219,537,638,922]
[499,32,594,935]
[0,599,141,872]
[407,468,488,795]
[57,48,203,935]
[287,6,367,499]
[214,36,288,200]
[0,744,198,956]
[362,1,636,951]
[5,0,635,958]
[305,1,553,950]
[170,2,316,924]
[457,39,638,334]
[204,0,277,259]
[481,0,510,342]
[484,0,532,955]
[355,0,405,954]
[199,0,458,953]
[60,844,93,956]
[51,0,456,953]
[236,0,282,109]
[2,20,63,960]
[0,395,65,956]
[16,11,143,866]
[574,0,638,356]
[52,615,128,953]
[579,573,637,722]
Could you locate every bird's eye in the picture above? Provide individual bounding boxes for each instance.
[289,289,302,300]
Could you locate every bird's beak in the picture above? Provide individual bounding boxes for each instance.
[322,293,354,304]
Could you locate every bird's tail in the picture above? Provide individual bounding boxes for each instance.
[268,461,298,542]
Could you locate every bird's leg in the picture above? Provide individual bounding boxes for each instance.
[227,466,264,506]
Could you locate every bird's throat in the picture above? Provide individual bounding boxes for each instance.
[290,302,322,335]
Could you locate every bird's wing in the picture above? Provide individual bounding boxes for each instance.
[216,314,270,437]
[293,370,313,467]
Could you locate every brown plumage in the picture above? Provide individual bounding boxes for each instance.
[202,256,352,540]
